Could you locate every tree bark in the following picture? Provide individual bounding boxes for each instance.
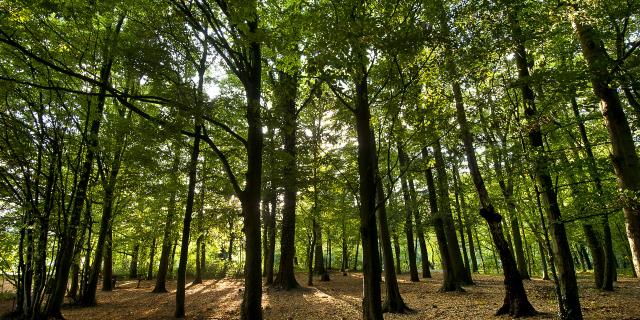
[273,69,301,290]
[570,5,640,278]
[354,65,383,320]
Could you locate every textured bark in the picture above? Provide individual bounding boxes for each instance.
[570,5,640,278]
[273,69,301,290]
[147,237,156,280]
[354,66,383,320]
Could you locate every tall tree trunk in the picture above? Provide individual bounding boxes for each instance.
[273,71,301,290]
[452,163,472,279]
[569,5,640,279]
[433,139,473,285]
[570,96,615,290]
[423,155,461,292]
[175,122,202,318]
[398,143,419,282]
[44,16,124,318]
[265,192,277,284]
[154,147,180,292]
[193,155,207,285]
[354,66,383,320]
[508,8,581,318]
[375,173,410,313]
[448,39,536,315]
[147,237,156,280]
[409,178,431,278]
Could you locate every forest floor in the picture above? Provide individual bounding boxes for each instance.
[1,271,639,319]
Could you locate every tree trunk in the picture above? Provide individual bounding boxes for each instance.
[570,5,640,278]
[273,71,301,289]
[447,31,536,313]
[584,225,605,287]
[175,122,202,318]
[265,192,277,284]
[44,17,124,318]
[433,139,473,285]
[538,241,550,280]
[409,178,431,278]
[452,164,472,279]
[398,143,419,282]
[147,237,156,280]
[102,227,113,291]
[129,243,139,279]
[375,173,410,313]
[507,7,580,318]
[423,156,461,292]
[354,67,383,320]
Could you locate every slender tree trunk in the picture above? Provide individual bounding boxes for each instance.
[409,178,431,278]
[570,5,640,278]
[423,156,461,292]
[44,17,124,318]
[375,173,409,313]
[506,7,580,317]
[265,192,277,284]
[392,234,402,274]
[147,237,156,280]
[538,241,550,280]
[433,140,472,285]
[398,143,419,282]
[175,122,202,318]
[452,164,472,278]
[447,35,536,314]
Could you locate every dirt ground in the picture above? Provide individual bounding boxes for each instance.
[1,271,639,319]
